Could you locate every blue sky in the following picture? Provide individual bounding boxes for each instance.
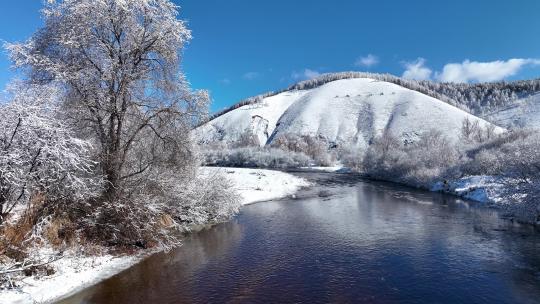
[1,1,540,112]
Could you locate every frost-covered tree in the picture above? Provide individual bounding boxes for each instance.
[460,117,497,144]
[7,0,208,200]
[0,83,100,224]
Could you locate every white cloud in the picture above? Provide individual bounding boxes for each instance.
[355,54,379,68]
[291,69,321,81]
[436,59,540,83]
[402,58,432,80]
[219,78,231,85]
[242,72,260,80]
[402,57,540,83]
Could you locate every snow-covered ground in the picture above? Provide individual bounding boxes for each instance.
[196,78,503,149]
[2,168,310,304]
[2,250,142,304]
[201,167,310,205]
[194,90,309,146]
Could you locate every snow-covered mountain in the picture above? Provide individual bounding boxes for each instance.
[196,78,502,150]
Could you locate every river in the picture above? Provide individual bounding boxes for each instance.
[59,173,540,304]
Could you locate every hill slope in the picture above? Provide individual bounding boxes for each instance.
[201,72,540,127]
[196,78,502,150]
[483,93,540,129]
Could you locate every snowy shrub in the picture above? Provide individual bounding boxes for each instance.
[231,128,261,148]
[75,167,240,250]
[363,130,459,188]
[359,126,540,223]
[362,132,408,178]
[271,134,336,166]
[202,133,337,168]
[460,117,497,144]
[204,147,313,169]
[457,130,540,223]
[338,144,366,171]
[461,130,540,180]
[171,172,241,227]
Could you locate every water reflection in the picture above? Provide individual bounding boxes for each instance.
[59,176,540,304]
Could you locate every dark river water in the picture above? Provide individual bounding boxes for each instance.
[59,173,540,304]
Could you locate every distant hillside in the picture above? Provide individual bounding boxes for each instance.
[204,72,540,127]
[195,78,502,150]
[483,93,540,129]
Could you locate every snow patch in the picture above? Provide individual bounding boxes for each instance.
[2,250,143,304]
[201,167,311,205]
[431,176,506,204]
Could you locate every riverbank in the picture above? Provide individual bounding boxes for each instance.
[431,175,506,205]
[1,167,310,304]
[365,170,539,225]
[431,175,540,225]
[201,167,311,205]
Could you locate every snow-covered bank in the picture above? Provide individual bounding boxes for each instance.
[431,176,506,204]
[431,176,540,225]
[201,167,311,205]
[299,166,351,173]
[2,250,143,304]
[1,168,309,304]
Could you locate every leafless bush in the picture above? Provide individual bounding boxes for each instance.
[172,173,241,227]
[360,127,540,223]
[231,128,261,148]
[363,130,459,188]
[203,147,313,168]
[271,134,336,166]
[461,131,540,182]
[460,117,497,144]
